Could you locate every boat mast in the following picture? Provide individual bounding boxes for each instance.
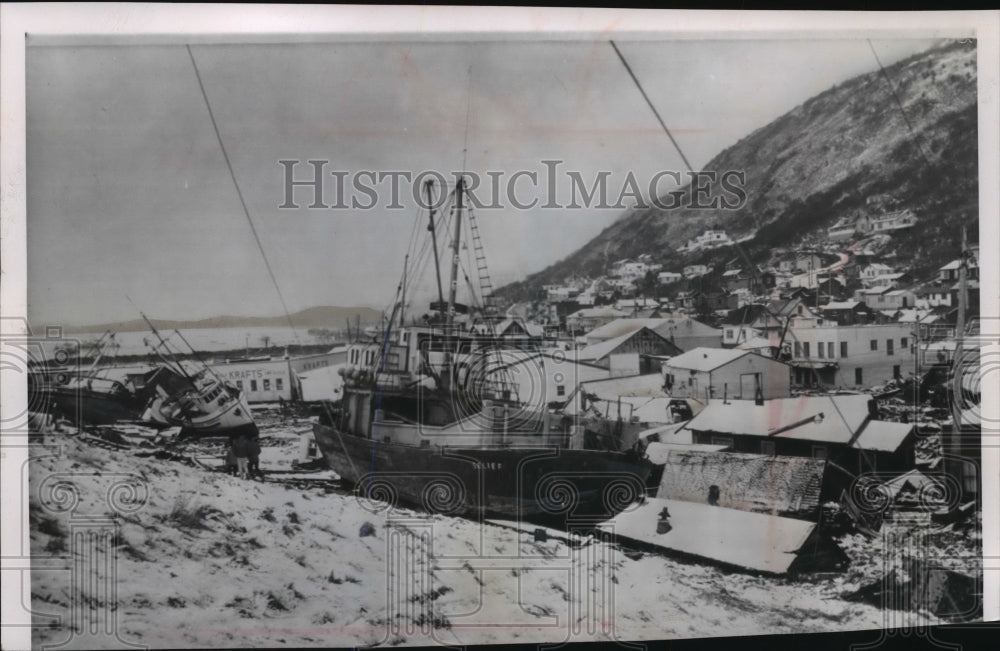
[425,180,446,316]
[447,177,465,328]
[399,254,408,329]
[138,311,193,382]
[441,177,466,389]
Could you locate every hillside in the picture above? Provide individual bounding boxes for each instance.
[499,40,978,298]
[60,305,384,334]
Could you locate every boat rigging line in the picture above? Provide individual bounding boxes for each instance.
[185,44,301,345]
[610,40,694,174]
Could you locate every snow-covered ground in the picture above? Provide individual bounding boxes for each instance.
[28,411,965,648]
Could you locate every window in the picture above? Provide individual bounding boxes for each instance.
[887,339,894,356]
[276,378,283,391]
[828,342,835,359]
[901,337,908,349]
[711,437,734,448]
[760,440,776,456]
[893,365,901,379]
[236,380,243,390]
[840,342,848,358]
[817,343,824,359]
[803,342,810,357]
[263,379,271,391]
[250,379,258,392]
[854,368,863,385]
[794,341,801,357]
[556,385,565,397]
[811,445,828,460]
[870,340,878,351]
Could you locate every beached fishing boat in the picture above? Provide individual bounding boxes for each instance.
[313,178,652,523]
[136,316,257,438]
[29,332,149,426]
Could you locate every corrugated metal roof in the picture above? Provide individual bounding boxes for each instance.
[657,450,826,518]
[601,497,818,574]
[664,347,750,372]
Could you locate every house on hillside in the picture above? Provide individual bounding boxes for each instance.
[856,208,918,234]
[854,286,915,311]
[820,300,873,326]
[662,347,791,401]
[864,271,910,290]
[939,249,980,282]
[827,217,857,242]
[683,264,709,278]
[859,263,894,285]
[777,251,825,275]
[684,394,917,474]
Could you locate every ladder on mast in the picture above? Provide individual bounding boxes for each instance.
[466,207,499,320]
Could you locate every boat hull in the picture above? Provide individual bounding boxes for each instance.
[312,422,652,524]
[45,388,145,426]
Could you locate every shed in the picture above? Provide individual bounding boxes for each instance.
[663,347,791,401]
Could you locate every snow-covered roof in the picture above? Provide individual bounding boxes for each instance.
[568,307,628,319]
[822,300,862,310]
[664,347,752,372]
[683,395,914,451]
[854,420,917,453]
[601,497,821,574]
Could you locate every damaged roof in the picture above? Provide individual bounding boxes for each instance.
[657,450,827,518]
[601,497,827,575]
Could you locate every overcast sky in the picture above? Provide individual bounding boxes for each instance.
[27,36,944,327]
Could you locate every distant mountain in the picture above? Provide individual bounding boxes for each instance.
[498,40,978,298]
[60,306,384,334]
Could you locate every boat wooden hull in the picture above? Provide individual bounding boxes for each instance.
[312,422,652,524]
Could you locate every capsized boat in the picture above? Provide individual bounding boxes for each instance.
[313,178,652,524]
[136,316,257,438]
[141,365,255,437]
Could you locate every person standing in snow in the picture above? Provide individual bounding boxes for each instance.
[232,432,251,479]
[224,438,238,476]
[248,430,262,480]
